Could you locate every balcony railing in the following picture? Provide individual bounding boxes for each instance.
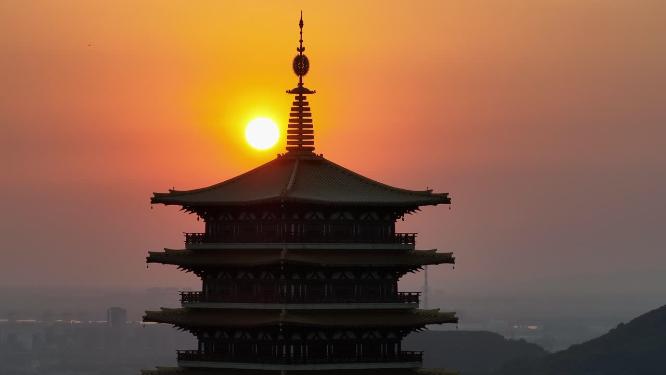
[177,350,422,364]
[180,291,420,305]
[184,232,206,244]
[393,232,417,245]
[184,232,416,245]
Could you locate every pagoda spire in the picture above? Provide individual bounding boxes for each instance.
[286,11,316,153]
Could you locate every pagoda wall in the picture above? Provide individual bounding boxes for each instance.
[197,267,402,304]
[185,326,414,365]
[198,206,402,244]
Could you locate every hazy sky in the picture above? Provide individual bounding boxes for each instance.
[1,1,665,307]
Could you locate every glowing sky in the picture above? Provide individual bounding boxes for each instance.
[1,1,665,305]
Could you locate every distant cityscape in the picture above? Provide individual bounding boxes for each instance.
[0,307,194,375]
[1,286,658,374]
[0,310,620,375]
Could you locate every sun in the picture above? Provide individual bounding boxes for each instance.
[245,117,280,150]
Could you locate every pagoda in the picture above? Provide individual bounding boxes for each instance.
[143,14,457,375]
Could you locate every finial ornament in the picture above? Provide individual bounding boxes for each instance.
[286,12,316,153]
[293,11,310,80]
[298,11,304,53]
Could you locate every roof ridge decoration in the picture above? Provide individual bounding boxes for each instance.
[283,157,300,194]
[286,11,317,153]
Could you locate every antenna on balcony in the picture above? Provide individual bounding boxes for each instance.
[423,266,429,309]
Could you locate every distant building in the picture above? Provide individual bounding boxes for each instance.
[106,307,127,328]
[143,14,457,375]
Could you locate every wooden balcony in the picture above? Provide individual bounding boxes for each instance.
[180,291,420,305]
[177,349,423,365]
[184,232,417,245]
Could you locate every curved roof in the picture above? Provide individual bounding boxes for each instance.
[152,153,450,207]
[147,248,454,269]
[141,367,457,374]
[144,308,458,328]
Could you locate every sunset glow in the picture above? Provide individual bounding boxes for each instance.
[245,117,280,150]
[1,1,665,303]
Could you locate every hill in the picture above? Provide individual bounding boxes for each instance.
[495,304,666,375]
[404,330,547,375]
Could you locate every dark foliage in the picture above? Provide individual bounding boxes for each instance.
[495,305,666,375]
[404,330,547,375]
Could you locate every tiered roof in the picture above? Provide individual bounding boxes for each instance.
[144,13,458,375]
[152,153,450,208]
[147,248,454,269]
[142,367,458,375]
[144,308,457,329]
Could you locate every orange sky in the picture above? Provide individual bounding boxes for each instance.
[1,1,665,302]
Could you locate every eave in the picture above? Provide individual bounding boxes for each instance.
[143,308,458,329]
[146,248,455,270]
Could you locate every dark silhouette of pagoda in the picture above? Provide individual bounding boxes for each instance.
[143,14,457,375]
